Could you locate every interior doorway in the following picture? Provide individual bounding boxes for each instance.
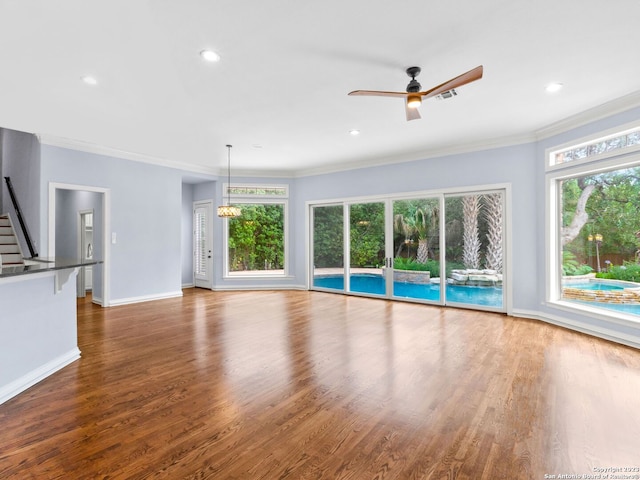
[48,182,111,307]
[193,200,213,289]
[77,209,94,298]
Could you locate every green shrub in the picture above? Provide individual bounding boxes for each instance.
[562,251,593,276]
[394,257,441,276]
[596,262,640,282]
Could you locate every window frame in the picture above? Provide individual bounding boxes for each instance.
[546,126,640,327]
[222,183,290,279]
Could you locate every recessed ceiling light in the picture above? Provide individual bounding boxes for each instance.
[545,82,563,93]
[200,49,220,62]
[82,75,97,85]
[349,129,360,136]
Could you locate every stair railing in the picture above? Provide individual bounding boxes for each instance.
[3,176,38,258]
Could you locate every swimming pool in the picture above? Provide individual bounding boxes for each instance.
[313,274,503,308]
[563,282,624,291]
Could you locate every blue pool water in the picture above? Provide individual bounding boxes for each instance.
[313,274,503,308]
[565,282,624,291]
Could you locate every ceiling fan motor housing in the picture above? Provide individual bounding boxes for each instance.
[405,66,422,92]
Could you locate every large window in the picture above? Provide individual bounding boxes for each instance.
[224,184,288,277]
[547,121,640,322]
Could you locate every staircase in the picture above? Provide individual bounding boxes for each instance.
[0,214,25,266]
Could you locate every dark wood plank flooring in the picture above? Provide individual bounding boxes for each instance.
[1,289,639,479]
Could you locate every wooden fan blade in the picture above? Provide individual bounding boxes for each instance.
[420,65,483,100]
[405,100,421,121]
[348,90,408,98]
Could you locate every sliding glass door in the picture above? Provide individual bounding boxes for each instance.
[348,202,388,296]
[443,192,504,309]
[312,204,345,291]
[392,197,441,302]
[311,202,389,296]
[310,188,506,312]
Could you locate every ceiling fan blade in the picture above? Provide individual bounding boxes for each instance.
[405,100,421,121]
[420,65,483,100]
[348,90,408,98]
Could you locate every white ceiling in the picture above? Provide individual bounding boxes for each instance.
[1,0,639,177]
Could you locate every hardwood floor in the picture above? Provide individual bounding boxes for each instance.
[1,289,639,479]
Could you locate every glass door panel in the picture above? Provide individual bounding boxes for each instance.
[312,205,345,291]
[348,202,386,295]
[392,197,441,302]
[444,193,504,309]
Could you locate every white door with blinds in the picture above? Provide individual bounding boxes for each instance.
[193,200,213,289]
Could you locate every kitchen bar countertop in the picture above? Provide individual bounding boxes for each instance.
[0,257,101,279]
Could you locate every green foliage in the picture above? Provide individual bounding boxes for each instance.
[349,203,385,267]
[596,262,640,282]
[562,250,593,276]
[563,167,640,261]
[228,204,284,271]
[313,206,344,268]
[394,257,430,271]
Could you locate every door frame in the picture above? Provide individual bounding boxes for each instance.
[76,208,94,297]
[306,183,512,314]
[193,199,214,289]
[48,182,111,307]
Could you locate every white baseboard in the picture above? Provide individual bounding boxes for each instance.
[182,282,195,288]
[512,308,640,350]
[0,348,81,405]
[109,290,183,307]
[212,284,306,292]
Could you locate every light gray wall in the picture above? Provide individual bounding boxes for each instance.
[1,129,40,256]
[181,183,194,286]
[295,143,539,310]
[40,145,183,304]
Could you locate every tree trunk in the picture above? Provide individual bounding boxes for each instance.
[561,184,595,246]
[462,195,481,269]
[483,193,503,273]
[416,238,429,264]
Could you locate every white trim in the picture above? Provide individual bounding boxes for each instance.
[37,134,219,176]
[0,348,81,405]
[222,198,290,279]
[212,284,305,292]
[109,290,183,306]
[535,90,640,142]
[48,182,111,306]
[306,183,512,314]
[512,309,640,350]
[545,119,640,172]
[35,92,640,180]
[193,200,214,289]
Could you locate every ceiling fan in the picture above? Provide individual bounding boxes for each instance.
[348,65,483,121]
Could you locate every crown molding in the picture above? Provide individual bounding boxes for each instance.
[292,132,536,178]
[35,90,640,180]
[535,90,640,141]
[36,134,219,176]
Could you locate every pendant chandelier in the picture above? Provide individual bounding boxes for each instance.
[217,144,241,218]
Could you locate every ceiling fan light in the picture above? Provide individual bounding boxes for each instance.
[407,94,421,109]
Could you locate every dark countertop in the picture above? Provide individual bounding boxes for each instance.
[0,258,101,279]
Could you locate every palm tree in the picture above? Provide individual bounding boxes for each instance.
[414,203,438,264]
[394,213,416,257]
[483,193,503,273]
[462,195,481,269]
